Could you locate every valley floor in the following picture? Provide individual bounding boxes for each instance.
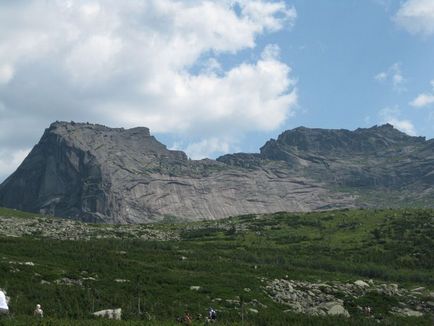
[0,208,433,325]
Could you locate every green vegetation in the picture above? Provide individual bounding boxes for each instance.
[0,208,433,325]
[0,207,44,219]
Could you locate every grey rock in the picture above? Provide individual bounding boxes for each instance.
[93,308,122,320]
[225,299,240,306]
[1,122,434,223]
[190,286,201,291]
[354,280,370,288]
[54,277,82,287]
[0,215,178,241]
[307,308,326,316]
[266,279,431,317]
[392,308,424,317]
[327,304,350,317]
[321,301,344,310]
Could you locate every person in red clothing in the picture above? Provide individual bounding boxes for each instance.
[183,311,192,325]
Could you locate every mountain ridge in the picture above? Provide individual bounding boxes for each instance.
[0,121,433,223]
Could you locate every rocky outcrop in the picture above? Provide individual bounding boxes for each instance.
[0,122,433,223]
[93,308,122,320]
[265,279,432,318]
[0,215,178,241]
[222,124,434,190]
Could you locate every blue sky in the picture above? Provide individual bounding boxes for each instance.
[0,0,434,181]
[158,0,434,153]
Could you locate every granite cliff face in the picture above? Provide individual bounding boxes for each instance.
[0,122,433,223]
[221,124,434,188]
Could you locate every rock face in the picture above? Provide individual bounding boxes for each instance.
[0,122,433,223]
[222,124,434,189]
[266,279,431,318]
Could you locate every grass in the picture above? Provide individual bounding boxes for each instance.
[0,207,44,219]
[0,208,433,325]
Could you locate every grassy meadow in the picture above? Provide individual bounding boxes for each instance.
[0,208,433,325]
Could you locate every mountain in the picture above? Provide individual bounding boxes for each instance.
[0,121,433,223]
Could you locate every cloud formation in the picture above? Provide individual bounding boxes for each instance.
[374,63,406,91]
[410,80,434,108]
[394,0,434,35]
[178,138,233,161]
[0,0,297,180]
[379,107,416,136]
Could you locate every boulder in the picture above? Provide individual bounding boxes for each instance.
[387,284,399,295]
[306,307,326,316]
[93,308,122,320]
[321,301,344,310]
[393,308,423,317]
[354,280,370,288]
[327,304,350,318]
[54,277,82,287]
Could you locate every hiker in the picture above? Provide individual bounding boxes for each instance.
[0,289,9,316]
[34,304,43,318]
[367,306,372,316]
[363,306,372,316]
[208,307,217,322]
[183,311,192,325]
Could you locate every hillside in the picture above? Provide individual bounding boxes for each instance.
[0,208,433,325]
[1,122,434,224]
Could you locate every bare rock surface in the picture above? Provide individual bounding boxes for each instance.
[0,215,178,241]
[266,279,432,318]
[1,121,433,223]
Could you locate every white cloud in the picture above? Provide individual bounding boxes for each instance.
[374,63,406,91]
[410,93,434,107]
[0,149,31,179]
[0,64,14,84]
[394,0,434,35]
[183,138,233,160]
[374,72,387,82]
[410,80,434,107]
[0,0,298,180]
[65,34,123,84]
[379,107,416,136]
[99,47,297,135]
[239,0,297,31]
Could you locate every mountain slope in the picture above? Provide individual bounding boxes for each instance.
[0,122,433,223]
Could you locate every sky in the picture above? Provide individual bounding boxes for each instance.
[0,0,434,182]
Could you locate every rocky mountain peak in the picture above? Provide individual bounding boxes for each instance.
[44,121,183,160]
[1,122,433,223]
[260,124,425,160]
